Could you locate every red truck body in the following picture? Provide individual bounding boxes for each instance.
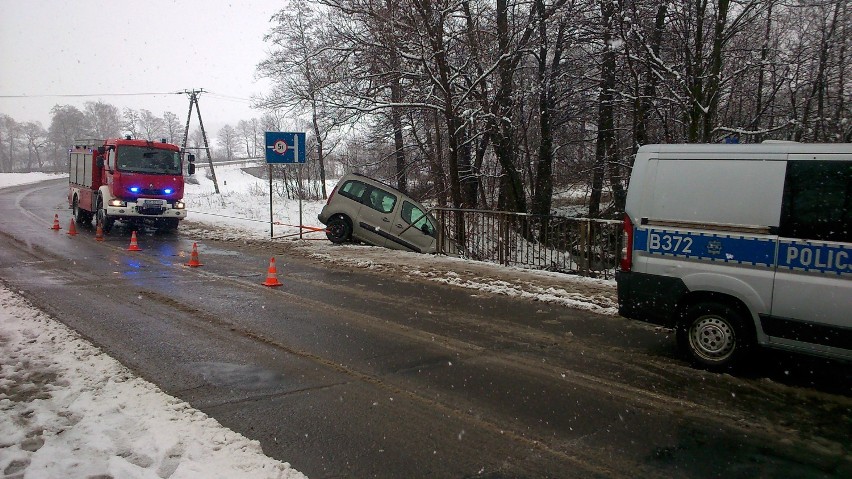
[68,138,194,232]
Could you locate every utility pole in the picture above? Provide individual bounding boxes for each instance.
[181,88,220,193]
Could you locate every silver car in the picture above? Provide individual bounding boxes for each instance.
[318,173,439,254]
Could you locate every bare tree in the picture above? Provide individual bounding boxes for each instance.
[48,105,87,170]
[217,125,238,161]
[260,0,362,199]
[122,108,141,138]
[84,101,121,139]
[791,0,845,142]
[236,119,262,158]
[5,0,844,217]
[163,111,182,144]
[0,115,20,172]
[22,121,48,171]
[138,109,165,140]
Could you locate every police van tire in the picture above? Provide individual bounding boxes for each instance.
[326,215,352,244]
[677,302,752,371]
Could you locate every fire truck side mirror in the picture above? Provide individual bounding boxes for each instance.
[187,154,195,163]
[187,163,196,175]
[97,146,106,154]
[96,157,104,169]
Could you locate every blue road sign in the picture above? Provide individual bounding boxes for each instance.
[265,132,307,164]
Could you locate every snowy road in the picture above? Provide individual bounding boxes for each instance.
[1,177,850,478]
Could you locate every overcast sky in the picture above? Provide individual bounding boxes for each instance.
[0,0,285,130]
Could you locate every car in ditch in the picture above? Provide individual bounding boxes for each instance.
[318,173,440,254]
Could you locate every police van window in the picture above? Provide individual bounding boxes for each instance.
[339,180,368,203]
[780,161,851,243]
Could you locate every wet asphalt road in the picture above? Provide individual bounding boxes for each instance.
[1,179,850,479]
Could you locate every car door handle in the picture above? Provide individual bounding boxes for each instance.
[382,217,390,222]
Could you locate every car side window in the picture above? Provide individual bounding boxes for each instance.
[339,180,368,203]
[402,201,436,237]
[780,160,851,243]
[366,187,397,214]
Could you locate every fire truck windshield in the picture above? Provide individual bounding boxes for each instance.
[117,146,181,175]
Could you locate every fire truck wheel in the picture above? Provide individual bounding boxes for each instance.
[96,197,114,233]
[158,218,180,232]
[73,196,92,225]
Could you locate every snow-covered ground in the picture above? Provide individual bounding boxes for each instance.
[0,168,616,478]
[0,287,305,479]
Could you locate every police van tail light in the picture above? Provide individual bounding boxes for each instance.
[620,214,634,271]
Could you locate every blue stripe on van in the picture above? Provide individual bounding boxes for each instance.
[634,227,852,275]
[777,240,851,276]
[639,228,775,266]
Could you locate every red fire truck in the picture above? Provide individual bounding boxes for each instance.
[68,137,195,233]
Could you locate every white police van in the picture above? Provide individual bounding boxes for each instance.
[616,143,851,370]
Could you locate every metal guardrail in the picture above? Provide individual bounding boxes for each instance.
[434,208,623,279]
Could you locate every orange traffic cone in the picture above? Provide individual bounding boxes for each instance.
[127,231,142,251]
[51,214,61,230]
[184,242,202,267]
[94,223,105,242]
[67,218,78,236]
[261,257,283,287]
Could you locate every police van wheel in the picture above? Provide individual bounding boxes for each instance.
[678,302,751,371]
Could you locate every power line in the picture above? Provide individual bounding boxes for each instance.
[0,92,184,99]
[1,91,256,107]
[206,92,254,104]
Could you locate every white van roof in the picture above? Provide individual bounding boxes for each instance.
[638,143,852,155]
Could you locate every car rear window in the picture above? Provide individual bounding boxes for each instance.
[339,180,368,202]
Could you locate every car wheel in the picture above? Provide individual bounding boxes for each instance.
[677,302,753,371]
[326,215,352,244]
